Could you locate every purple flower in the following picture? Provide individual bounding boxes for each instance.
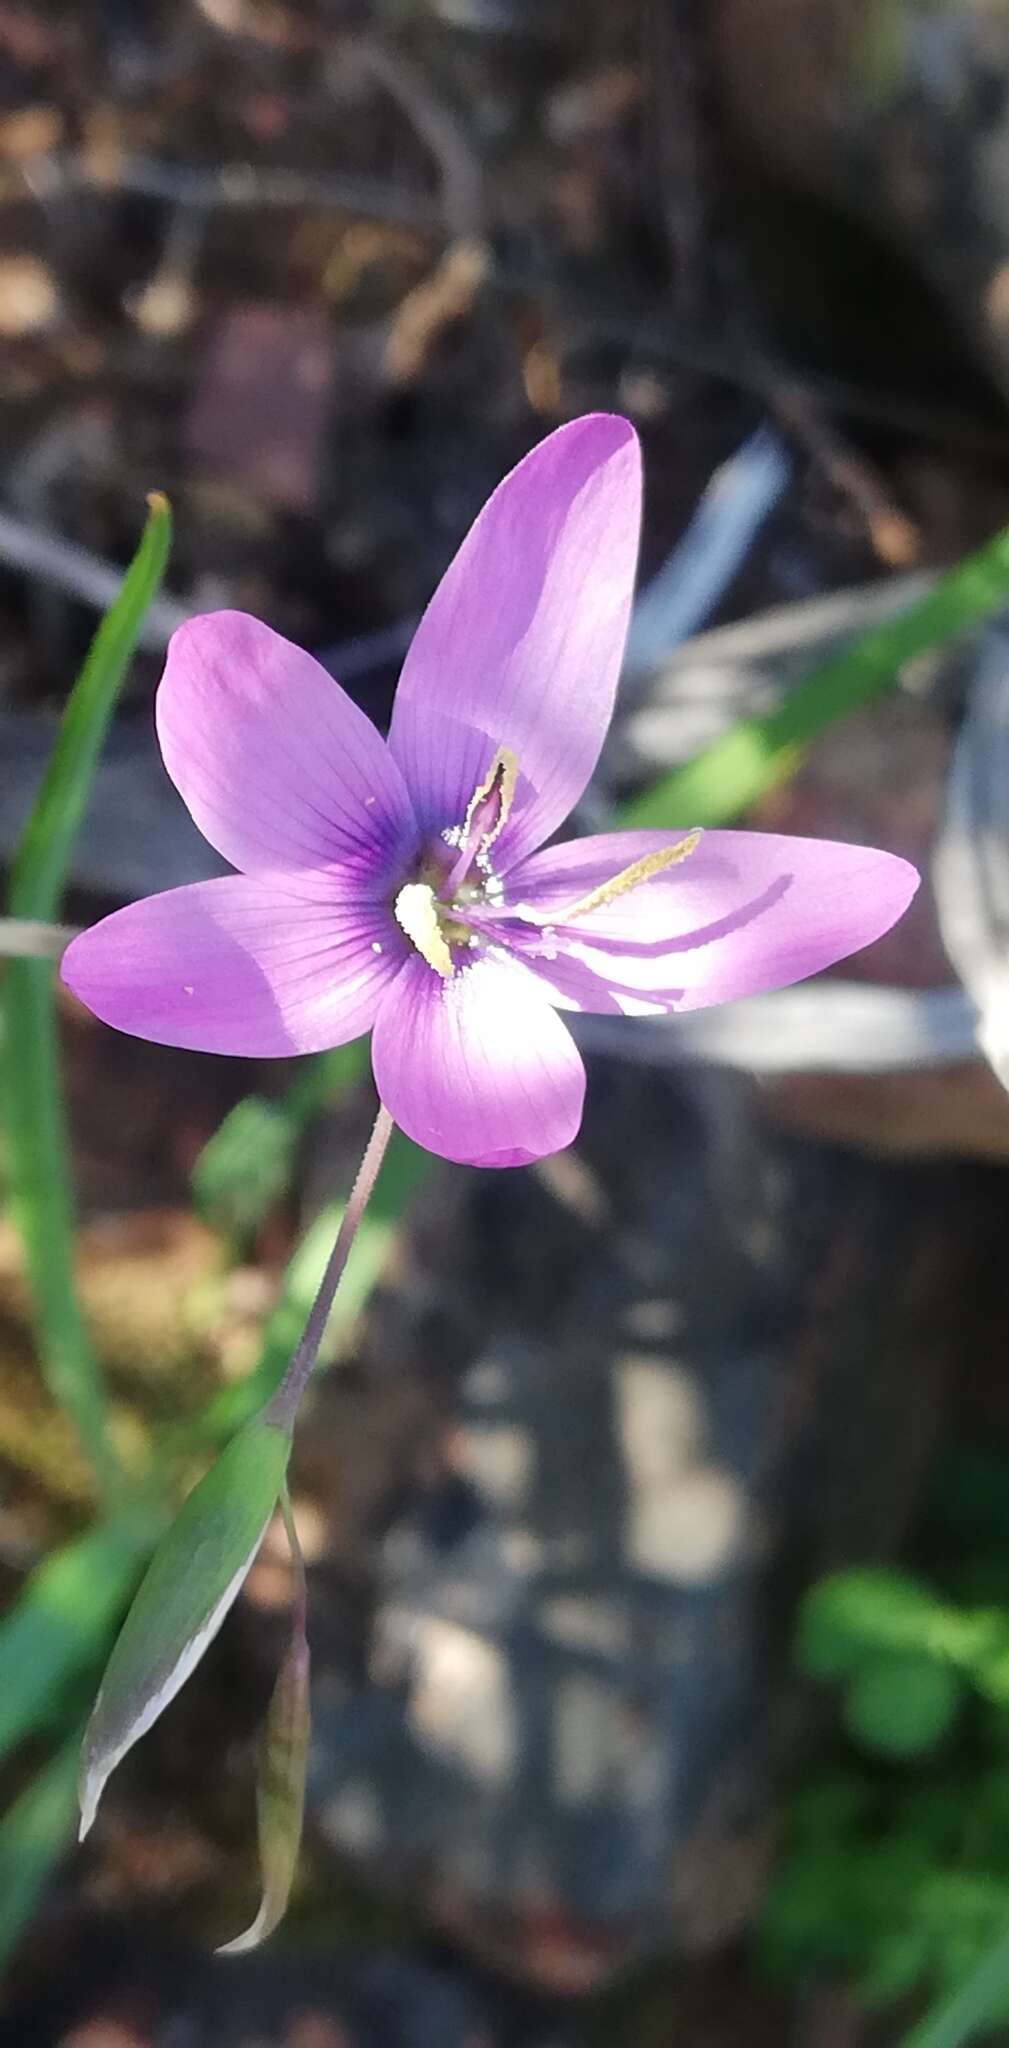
[62,416,918,1168]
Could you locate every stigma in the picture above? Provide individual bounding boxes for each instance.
[442,745,519,899]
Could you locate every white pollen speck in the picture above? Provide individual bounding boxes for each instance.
[371,941,384,954]
[442,825,463,847]
[365,795,376,806]
[183,983,194,995]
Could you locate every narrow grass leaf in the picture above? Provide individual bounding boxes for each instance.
[901,1922,1009,2047]
[620,522,1009,829]
[0,1502,164,1763]
[218,1487,310,1954]
[79,1412,291,1839]
[0,1731,83,1976]
[3,494,172,1495]
[8,493,172,921]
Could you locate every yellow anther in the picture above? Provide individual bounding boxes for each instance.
[462,744,519,855]
[560,830,702,923]
[394,882,454,979]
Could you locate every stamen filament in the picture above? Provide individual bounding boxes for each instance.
[559,830,702,922]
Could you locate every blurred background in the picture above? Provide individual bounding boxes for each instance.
[10,1,1009,2044]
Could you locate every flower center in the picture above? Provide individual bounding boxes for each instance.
[392,747,520,979]
[392,756,704,980]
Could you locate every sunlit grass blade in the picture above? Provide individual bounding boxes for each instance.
[0,1503,165,1765]
[0,1731,83,1976]
[2,494,172,1495]
[218,1486,310,1954]
[1,965,116,1490]
[8,495,172,919]
[620,523,1009,828]
[192,1040,368,1241]
[901,1925,1009,2047]
[191,1124,432,1446]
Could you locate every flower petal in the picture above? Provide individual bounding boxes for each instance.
[500,829,920,1010]
[370,951,586,1166]
[388,416,641,871]
[61,872,407,1056]
[157,612,417,877]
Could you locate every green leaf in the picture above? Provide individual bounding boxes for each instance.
[797,1568,948,1678]
[900,1922,1009,2047]
[0,1502,164,1764]
[788,1772,871,1842]
[192,1039,367,1241]
[0,1731,83,1976]
[2,492,172,1495]
[862,1927,932,2007]
[218,1488,310,1954]
[192,1094,305,1239]
[970,1633,1009,1707]
[79,1412,291,1838]
[619,523,1009,829]
[844,1653,963,1759]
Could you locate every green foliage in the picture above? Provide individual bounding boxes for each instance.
[621,522,1009,829]
[0,1503,165,1764]
[0,1734,85,1976]
[797,1567,1009,1763]
[192,1040,368,1241]
[7,497,172,923]
[902,1922,1009,2048]
[761,1766,1009,2021]
[798,1568,950,1679]
[2,493,172,1494]
[0,505,435,1961]
[844,1654,963,1759]
[764,1547,1009,2043]
[0,1102,428,1960]
[79,1413,292,1838]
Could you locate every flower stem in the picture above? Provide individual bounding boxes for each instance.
[265,1102,395,1431]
